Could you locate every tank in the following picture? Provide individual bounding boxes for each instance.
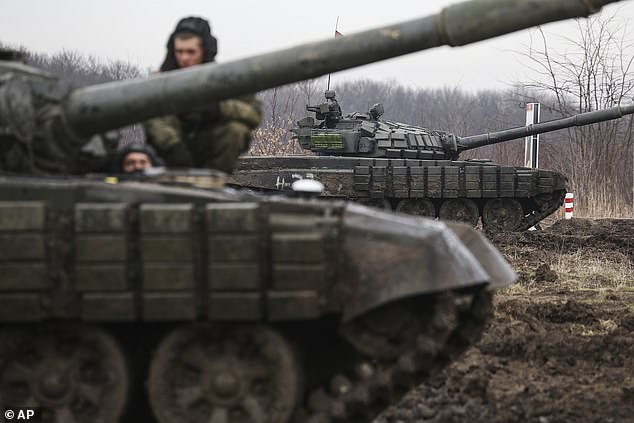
[0,0,624,421]
[0,172,515,423]
[233,91,634,231]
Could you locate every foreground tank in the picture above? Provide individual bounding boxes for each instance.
[0,0,626,421]
[233,92,634,231]
[0,173,513,423]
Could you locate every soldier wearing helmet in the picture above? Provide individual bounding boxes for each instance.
[144,17,261,173]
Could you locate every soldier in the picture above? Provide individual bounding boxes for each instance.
[115,144,163,174]
[144,16,261,173]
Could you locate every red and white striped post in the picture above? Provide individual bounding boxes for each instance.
[564,193,574,219]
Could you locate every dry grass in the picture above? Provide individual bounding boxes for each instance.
[499,257,633,317]
[248,119,305,156]
[497,228,633,296]
[568,319,619,336]
[499,282,536,296]
[506,250,633,294]
[552,253,634,289]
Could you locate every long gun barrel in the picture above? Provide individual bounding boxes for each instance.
[65,0,626,136]
[457,103,634,151]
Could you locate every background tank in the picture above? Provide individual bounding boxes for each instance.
[0,0,624,421]
[233,91,634,231]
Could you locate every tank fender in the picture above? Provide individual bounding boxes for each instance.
[339,204,515,321]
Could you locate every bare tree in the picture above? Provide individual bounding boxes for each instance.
[519,10,634,216]
[23,48,147,146]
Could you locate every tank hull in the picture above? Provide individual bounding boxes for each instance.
[233,155,568,231]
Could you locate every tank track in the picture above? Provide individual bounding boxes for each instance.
[517,189,566,231]
[303,287,492,423]
[352,190,566,232]
[0,289,493,423]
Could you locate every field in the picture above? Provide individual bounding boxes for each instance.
[377,218,634,423]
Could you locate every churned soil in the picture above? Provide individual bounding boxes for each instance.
[377,218,634,423]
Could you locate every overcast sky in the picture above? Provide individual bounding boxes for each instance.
[1,0,633,91]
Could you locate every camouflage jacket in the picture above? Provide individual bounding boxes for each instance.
[144,96,261,172]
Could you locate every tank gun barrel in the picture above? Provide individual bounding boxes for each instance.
[457,103,634,151]
[65,0,625,136]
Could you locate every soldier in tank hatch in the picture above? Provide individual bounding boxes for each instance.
[144,16,262,173]
[114,144,163,174]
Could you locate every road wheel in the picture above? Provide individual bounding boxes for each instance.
[482,198,524,231]
[149,323,301,423]
[0,323,128,423]
[438,199,479,226]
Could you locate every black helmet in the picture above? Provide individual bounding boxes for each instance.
[160,16,218,72]
[114,144,163,173]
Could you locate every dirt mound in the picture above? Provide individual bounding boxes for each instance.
[533,263,558,284]
[376,219,634,423]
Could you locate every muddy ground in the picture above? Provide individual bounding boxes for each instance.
[377,218,634,423]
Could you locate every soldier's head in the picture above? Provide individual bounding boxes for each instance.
[117,145,162,174]
[122,152,151,173]
[161,16,217,71]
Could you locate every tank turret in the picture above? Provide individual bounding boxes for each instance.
[294,92,634,160]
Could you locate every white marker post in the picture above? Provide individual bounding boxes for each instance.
[524,103,540,168]
[525,103,540,230]
[565,193,574,219]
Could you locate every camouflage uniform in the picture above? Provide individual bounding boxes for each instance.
[144,96,261,173]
